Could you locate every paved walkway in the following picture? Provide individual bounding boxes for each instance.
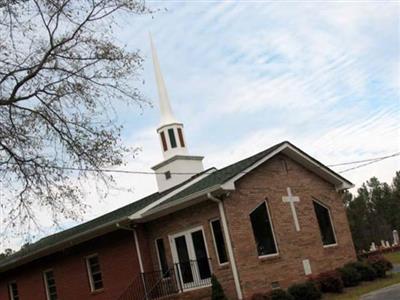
[360,265,400,300]
[361,283,400,300]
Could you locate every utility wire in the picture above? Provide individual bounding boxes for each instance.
[338,153,400,173]
[327,153,400,167]
[1,152,399,175]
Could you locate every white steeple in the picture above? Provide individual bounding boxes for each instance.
[149,34,204,192]
[149,34,179,126]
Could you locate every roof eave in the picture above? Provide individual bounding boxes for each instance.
[128,170,216,220]
[139,184,232,221]
[280,144,354,189]
[220,142,353,191]
[0,217,130,273]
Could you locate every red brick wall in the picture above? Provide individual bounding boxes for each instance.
[0,229,147,300]
[224,154,356,299]
[145,201,236,299]
[0,153,356,300]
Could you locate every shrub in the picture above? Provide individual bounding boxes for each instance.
[337,266,361,287]
[288,281,321,300]
[313,270,343,293]
[267,289,294,300]
[367,255,393,278]
[346,261,377,281]
[251,289,294,300]
[211,275,227,300]
[251,293,267,300]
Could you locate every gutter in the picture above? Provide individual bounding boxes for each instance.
[0,170,215,273]
[207,193,243,300]
[129,169,215,220]
[0,218,130,273]
[116,223,144,273]
[116,223,149,299]
[140,184,224,218]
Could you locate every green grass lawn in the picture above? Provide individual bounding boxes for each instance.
[384,251,400,265]
[322,251,400,300]
[322,273,400,300]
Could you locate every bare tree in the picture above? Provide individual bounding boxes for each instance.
[0,0,149,234]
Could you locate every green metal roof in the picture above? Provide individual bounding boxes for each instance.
[0,141,352,272]
[0,170,209,272]
[157,141,286,206]
[148,141,353,211]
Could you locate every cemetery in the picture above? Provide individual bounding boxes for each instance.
[247,230,400,300]
[247,252,399,300]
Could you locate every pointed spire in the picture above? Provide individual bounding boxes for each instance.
[149,33,179,126]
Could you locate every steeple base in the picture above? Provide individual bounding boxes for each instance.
[152,155,204,192]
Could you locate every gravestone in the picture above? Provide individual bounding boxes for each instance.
[381,240,386,248]
[370,242,377,251]
[393,230,399,245]
[385,240,391,248]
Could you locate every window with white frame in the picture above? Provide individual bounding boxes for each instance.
[43,270,58,300]
[210,219,228,265]
[8,281,19,300]
[155,238,170,278]
[313,200,337,246]
[86,255,104,291]
[249,201,278,257]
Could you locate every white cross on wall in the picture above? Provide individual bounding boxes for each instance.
[282,187,301,232]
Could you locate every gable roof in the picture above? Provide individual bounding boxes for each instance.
[147,141,286,210]
[142,141,353,217]
[0,141,353,273]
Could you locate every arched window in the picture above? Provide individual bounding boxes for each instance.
[313,200,337,246]
[249,201,278,257]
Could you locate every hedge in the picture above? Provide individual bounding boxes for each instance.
[288,281,321,300]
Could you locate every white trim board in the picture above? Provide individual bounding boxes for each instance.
[129,169,216,220]
[140,142,353,220]
[209,218,229,266]
[85,254,103,292]
[43,269,56,300]
[168,225,213,291]
[141,184,222,219]
[221,142,353,191]
[313,199,339,247]
[8,281,18,300]
[249,201,280,258]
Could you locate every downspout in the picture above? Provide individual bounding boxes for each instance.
[207,193,243,300]
[116,223,148,299]
[133,228,145,273]
[116,223,145,273]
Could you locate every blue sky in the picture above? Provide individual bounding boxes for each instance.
[112,1,399,192]
[2,1,399,250]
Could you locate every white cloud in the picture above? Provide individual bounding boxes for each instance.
[2,2,399,251]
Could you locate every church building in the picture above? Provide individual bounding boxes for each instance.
[0,38,356,300]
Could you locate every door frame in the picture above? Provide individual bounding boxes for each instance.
[168,225,212,291]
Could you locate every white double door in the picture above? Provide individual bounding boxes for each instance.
[169,227,212,290]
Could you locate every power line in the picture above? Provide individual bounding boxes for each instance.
[327,153,400,167]
[1,152,399,175]
[338,153,400,174]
